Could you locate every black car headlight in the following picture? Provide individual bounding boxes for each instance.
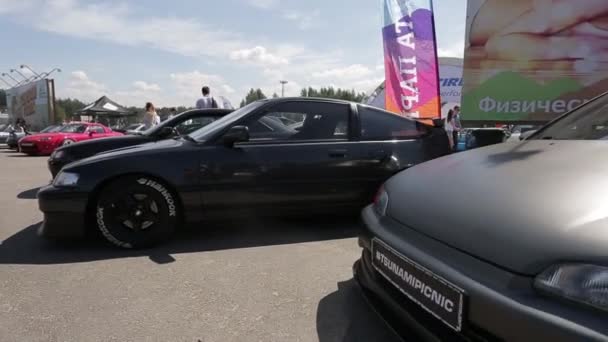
[373,186,389,216]
[53,171,80,187]
[50,150,65,160]
[535,263,608,312]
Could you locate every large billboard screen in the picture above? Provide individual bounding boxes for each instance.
[462,0,608,123]
[6,79,53,130]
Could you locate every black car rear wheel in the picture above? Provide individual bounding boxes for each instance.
[95,176,179,248]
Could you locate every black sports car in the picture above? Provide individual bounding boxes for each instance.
[47,109,232,177]
[354,93,608,341]
[38,98,450,248]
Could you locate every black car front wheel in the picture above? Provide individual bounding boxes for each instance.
[95,176,179,248]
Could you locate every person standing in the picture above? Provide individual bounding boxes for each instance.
[445,109,455,151]
[168,107,178,119]
[452,106,462,149]
[196,86,218,109]
[143,102,160,130]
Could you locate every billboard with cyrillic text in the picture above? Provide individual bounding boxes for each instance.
[462,0,608,123]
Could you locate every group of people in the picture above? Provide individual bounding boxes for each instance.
[7,118,29,134]
[445,105,462,150]
[141,85,220,130]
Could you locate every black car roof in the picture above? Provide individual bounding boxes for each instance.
[261,97,357,105]
[178,108,233,117]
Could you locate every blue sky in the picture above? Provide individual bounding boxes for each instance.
[0,0,467,107]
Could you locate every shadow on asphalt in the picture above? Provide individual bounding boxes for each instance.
[0,217,361,265]
[17,187,42,199]
[316,279,402,342]
[7,154,47,158]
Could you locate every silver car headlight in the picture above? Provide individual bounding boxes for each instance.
[53,171,80,187]
[535,263,608,312]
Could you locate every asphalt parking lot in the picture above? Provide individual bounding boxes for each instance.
[0,147,401,342]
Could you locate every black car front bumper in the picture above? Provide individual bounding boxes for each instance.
[355,206,607,342]
[37,185,90,239]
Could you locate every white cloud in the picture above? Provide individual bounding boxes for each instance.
[0,0,271,61]
[282,10,321,30]
[133,81,161,92]
[230,46,289,66]
[61,70,106,102]
[438,40,465,58]
[312,64,373,79]
[247,0,279,9]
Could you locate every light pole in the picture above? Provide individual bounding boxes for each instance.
[0,76,14,88]
[280,80,288,97]
[2,73,21,86]
[20,64,42,78]
[39,68,62,79]
[11,69,29,82]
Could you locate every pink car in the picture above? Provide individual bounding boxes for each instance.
[19,122,123,156]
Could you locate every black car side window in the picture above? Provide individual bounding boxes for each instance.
[244,102,350,142]
[359,106,428,140]
[89,126,104,134]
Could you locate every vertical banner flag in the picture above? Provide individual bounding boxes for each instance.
[383,0,441,119]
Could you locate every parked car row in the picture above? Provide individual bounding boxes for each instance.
[18,94,606,341]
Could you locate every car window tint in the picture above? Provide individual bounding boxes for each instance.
[359,106,428,140]
[245,102,349,142]
[61,124,87,133]
[89,126,105,133]
[175,116,217,135]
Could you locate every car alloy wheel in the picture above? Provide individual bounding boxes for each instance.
[95,176,179,248]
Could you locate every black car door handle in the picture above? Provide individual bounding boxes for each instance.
[328,149,348,158]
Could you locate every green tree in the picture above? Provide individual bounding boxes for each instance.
[55,98,88,119]
[300,86,366,102]
[54,105,66,124]
[272,92,279,98]
[240,88,267,106]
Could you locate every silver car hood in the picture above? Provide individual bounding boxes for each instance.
[386,140,608,275]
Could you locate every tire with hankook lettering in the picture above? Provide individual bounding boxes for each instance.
[95,175,179,249]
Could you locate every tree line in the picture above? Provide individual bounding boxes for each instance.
[239,86,368,106]
[2,85,369,122]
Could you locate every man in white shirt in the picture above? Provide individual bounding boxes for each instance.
[195,86,218,109]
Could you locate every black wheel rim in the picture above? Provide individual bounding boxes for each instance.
[109,192,160,232]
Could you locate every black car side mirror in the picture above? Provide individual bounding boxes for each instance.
[223,126,249,147]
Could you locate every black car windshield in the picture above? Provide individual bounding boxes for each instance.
[59,124,88,133]
[188,101,266,142]
[531,94,608,140]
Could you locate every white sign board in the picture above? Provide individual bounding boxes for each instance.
[6,79,52,130]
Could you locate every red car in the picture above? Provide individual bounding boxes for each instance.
[19,122,123,156]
